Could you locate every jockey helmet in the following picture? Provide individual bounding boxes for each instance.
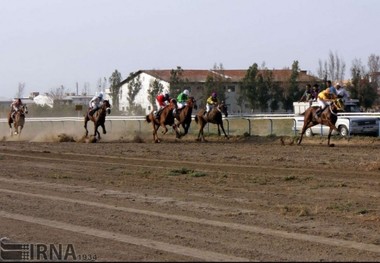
[212,92,217,98]
[183,89,190,96]
[98,92,103,99]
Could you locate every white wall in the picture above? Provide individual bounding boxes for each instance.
[119,72,170,114]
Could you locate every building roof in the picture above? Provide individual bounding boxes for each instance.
[121,69,318,85]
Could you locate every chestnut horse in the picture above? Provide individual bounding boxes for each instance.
[297,98,345,147]
[8,105,28,137]
[194,102,229,142]
[175,96,197,136]
[146,99,181,143]
[84,100,111,140]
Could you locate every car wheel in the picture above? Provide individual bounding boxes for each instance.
[339,125,349,137]
[305,128,313,137]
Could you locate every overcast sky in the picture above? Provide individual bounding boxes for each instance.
[1,0,379,99]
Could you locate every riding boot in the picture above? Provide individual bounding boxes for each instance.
[89,109,95,116]
[315,107,322,117]
[155,109,161,119]
[11,111,16,120]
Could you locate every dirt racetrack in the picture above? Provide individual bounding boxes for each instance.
[0,131,379,261]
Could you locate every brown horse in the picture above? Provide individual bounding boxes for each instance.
[194,102,229,142]
[146,99,181,143]
[84,100,111,140]
[8,105,28,137]
[175,96,197,136]
[297,98,345,147]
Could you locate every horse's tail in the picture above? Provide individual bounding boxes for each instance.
[146,115,151,123]
[194,115,198,124]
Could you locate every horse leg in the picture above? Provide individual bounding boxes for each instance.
[198,122,207,142]
[18,126,23,137]
[84,117,89,137]
[101,123,107,134]
[326,123,339,147]
[153,123,160,143]
[161,124,168,135]
[183,123,189,136]
[173,124,181,139]
[219,122,229,139]
[94,123,101,140]
[297,120,314,145]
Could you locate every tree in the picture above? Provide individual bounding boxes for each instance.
[169,66,186,96]
[148,79,164,110]
[350,58,378,109]
[241,63,259,111]
[317,51,346,83]
[368,54,380,87]
[109,70,122,110]
[256,71,270,112]
[82,82,90,96]
[49,85,66,103]
[282,61,301,112]
[97,77,107,93]
[16,82,25,98]
[209,63,228,103]
[126,73,143,115]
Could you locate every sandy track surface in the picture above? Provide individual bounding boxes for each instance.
[0,135,379,261]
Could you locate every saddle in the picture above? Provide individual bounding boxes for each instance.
[88,107,99,117]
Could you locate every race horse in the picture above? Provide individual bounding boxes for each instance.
[8,105,28,137]
[146,99,181,143]
[194,102,229,142]
[84,100,111,140]
[297,98,345,147]
[175,96,197,136]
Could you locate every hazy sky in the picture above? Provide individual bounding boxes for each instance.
[1,0,379,99]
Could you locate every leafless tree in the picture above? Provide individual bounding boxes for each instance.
[367,54,380,85]
[317,51,346,83]
[16,82,25,98]
[48,85,66,101]
[82,82,90,96]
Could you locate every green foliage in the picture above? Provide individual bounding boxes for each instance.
[282,61,302,111]
[126,74,142,115]
[148,79,164,108]
[169,66,188,96]
[109,70,122,110]
[168,167,207,177]
[241,63,259,110]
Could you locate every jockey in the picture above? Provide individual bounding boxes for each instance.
[316,88,337,116]
[205,92,219,115]
[10,98,23,119]
[155,90,171,118]
[88,92,104,116]
[176,89,190,110]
